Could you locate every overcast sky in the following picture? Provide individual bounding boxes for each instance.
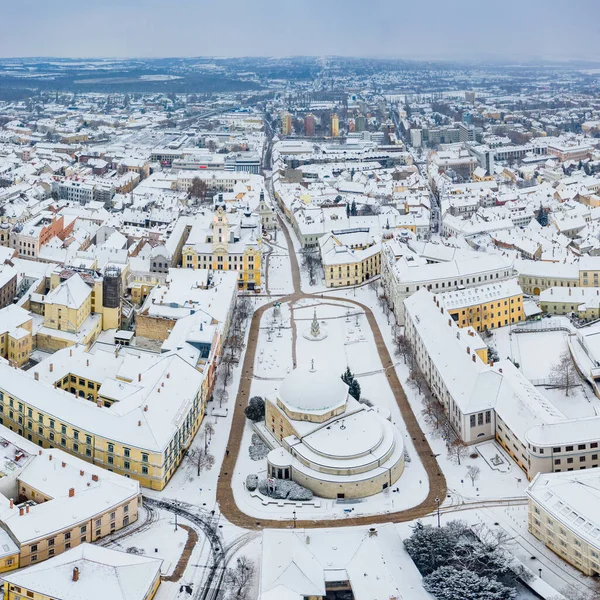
[1,0,598,61]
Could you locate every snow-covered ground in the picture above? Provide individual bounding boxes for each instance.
[494,324,600,418]
[231,296,429,520]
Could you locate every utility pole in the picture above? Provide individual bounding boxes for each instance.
[435,497,440,528]
[293,509,297,529]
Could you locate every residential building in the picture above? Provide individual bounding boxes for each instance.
[3,544,161,600]
[528,470,600,576]
[439,279,525,332]
[0,345,206,491]
[319,230,381,287]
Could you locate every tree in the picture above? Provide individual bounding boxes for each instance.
[341,367,354,385]
[346,202,350,218]
[394,331,413,365]
[188,446,215,476]
[245,396,265,422]
[203,422,215,450]
[447,439,468,466]
[350,200,357,216]
[214,386,229,408]
[300,248,321,286]
[224,555,255,599]
[348,379,361,401]
[423,566,516,600]
[550,349,578,397]
[466,465,480,487]
[404,521,464,576]
[188,177,209,204]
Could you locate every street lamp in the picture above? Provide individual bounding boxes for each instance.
[435,497,441,528]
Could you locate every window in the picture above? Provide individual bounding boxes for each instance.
[124,448,130,458]
[48,538,54,546]
[477,413,483,426]
[566,446,574,452]
[107,443,114,453]
[485,411,491,424]
[142,453,148,463]
[123,504,129,514]
[554,459,561,465]
[578,444,586,450]
[80,525,87,533]
[64,532,71,540]
[470,415,476,428]
[108,456,114,465]
[580,456,586,462]
[49,419,54,430]
[567,458,574,464]
[30,544,37,552]
[553,447,561,453]
[124,461,130,470]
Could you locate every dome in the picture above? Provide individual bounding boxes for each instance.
[278,366,348,414]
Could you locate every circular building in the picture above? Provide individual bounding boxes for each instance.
[264,366,405,499]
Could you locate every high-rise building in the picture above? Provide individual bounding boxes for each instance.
[331,113,339,137]
[355,115,367,133]
[304,113,316,137]
[281,111,292,136]
[465,91,476,105]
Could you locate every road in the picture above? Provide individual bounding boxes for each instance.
[215,202,449,529]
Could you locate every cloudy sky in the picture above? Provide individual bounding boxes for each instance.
[1,0,597,61]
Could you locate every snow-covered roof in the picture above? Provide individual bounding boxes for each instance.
[44,273,91,310]
[3,544,161,600]
[278,367,348,415]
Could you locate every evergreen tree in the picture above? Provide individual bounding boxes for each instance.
[423,566,516,600]
[349,379,361,400]
[346,203,350,218]
[351,200,357,216]
[341,367,353,385]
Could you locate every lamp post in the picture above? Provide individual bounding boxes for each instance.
[293,509,297,529]
[435,497,441,528]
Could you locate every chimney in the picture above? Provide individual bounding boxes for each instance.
[80,470,84,476]
[138,420,141,427]
[368,527,378,537]
[86,359,89,367]
[144,405,148,412]
[49,363,53,372]
[68,488,75,498]
[91,474,98,482]
[62,461,66,468]
[69,348,73,357]
[472,354,476,362]
[166,373,170,379]
[466,346,470,354]
[72,567,79,582]
[49,454,52,461]
[19,507,24,516]
[115,347,119,358]
[448,318,451,326]
[34,372,39,381]
[38,450,42,455]
[499,368,503,373]
[9,499,13,509]
[26,505,29,514]
[157,388,160,393]
[138,373,141,382]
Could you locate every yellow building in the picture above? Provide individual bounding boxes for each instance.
[439,278,524,332]
[319,232,381,288]
[3,543,161,600]
[281,111,293,136]
[331,113,339,137]
[0,346,206,491]
[0,305,33,367]
[182,207,262,291]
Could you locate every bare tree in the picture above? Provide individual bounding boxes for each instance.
[188,177,209,204]
[225,555,255,599]
[214,386,229,409]
[393,330,413,365]
[466,465,481,487]
[188,446,215,476]
[447,439,469,466]
[300,248,321,286]
[204,422,215,450]
[550,349,579,397]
